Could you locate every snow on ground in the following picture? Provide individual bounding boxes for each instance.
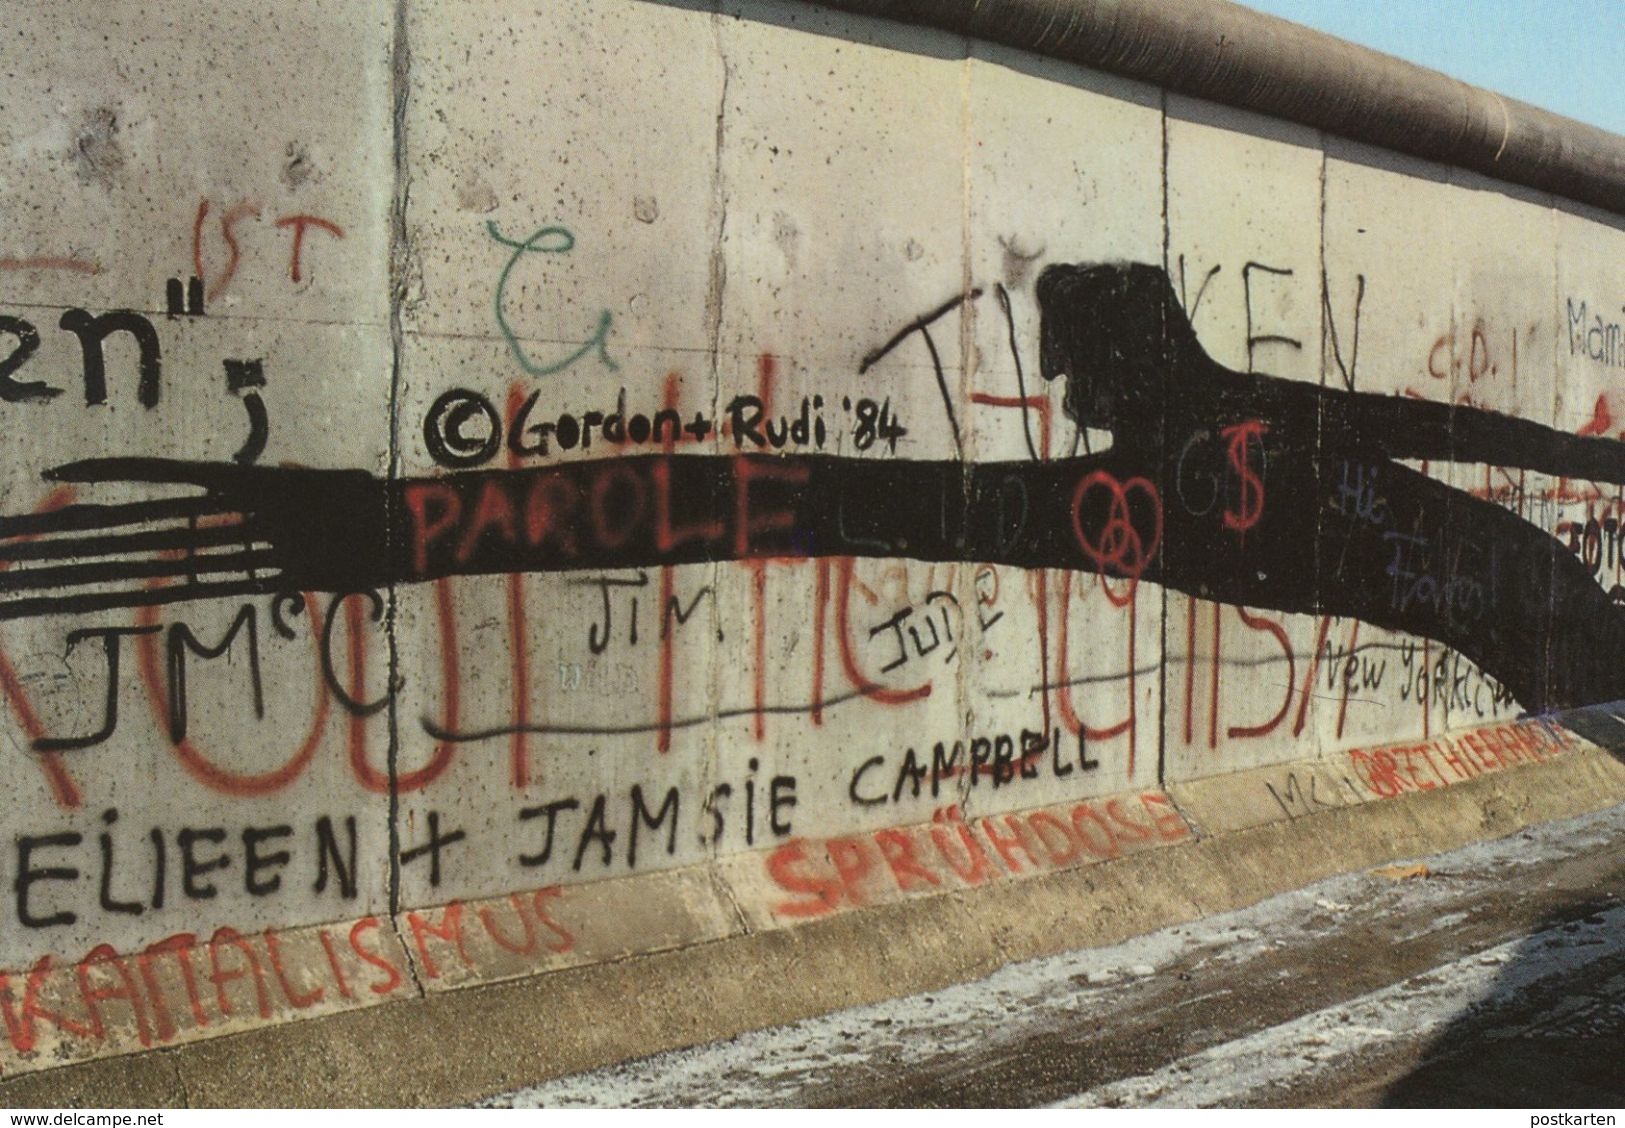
[1059,903,1625,1107]
[479,802,1625,1108]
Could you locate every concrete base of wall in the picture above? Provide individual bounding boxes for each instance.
[7,739,1624,1108]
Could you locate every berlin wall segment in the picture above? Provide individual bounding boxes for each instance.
[2,0,1623,1082]
[1,256,1613,1069]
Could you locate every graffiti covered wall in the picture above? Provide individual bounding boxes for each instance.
[1,0,1621,1075]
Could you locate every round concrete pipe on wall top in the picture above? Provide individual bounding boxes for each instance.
[805,0,1625,217]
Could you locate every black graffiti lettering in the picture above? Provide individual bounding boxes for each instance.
[13,263,1625,718]
[1399,641,1420,703]
[1265,771,1342,820]
[663,584,714,641]
[0,315,59,402]
[243,825,293,896]
[892,747,928,803]
[178,827,230,900]
[701,783,731,845]
[224,358,269,466]
[518,799,579,868]
[320,590,395,716]
[398,811,466,887]
[743,761,758,847]
[1175,257,1222,324]
[97,808,142,916]
[1241,261,1302,372]
[1324,269,1366,391]
[507,389,550,458]
[967,738,993,787]
[15,832,81,928]
[727,395,767,448]
[509,388,700,460]
[149,827,166,910]
[869,608,912,673]
[974,567,1005,632]
[575,572,649,654]
[314,815,358,898]
[58,308,161,408]
[1081,732,1100,772]
[33,625,161,752]
[18,815,371,925]
[1034,727,1069,778]
[849,396,906,453]
[849,756,886,807]
[627,785,678,867]
[845,726,1100,814]
[1324,638,1386,696]
[866,592,963,678]
[858,290,974,459]
[769,776,797,836]
[920,591,957,661]
[426,387,502,468]
[165,276,205,318]
[931,741,962,798]
[573,795,616,871]
[167,604,263,744]
[991,734,1017,786]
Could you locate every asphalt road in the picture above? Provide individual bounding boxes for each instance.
[481,801,1625,1108]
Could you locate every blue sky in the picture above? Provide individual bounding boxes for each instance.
[1237,0,1625,136]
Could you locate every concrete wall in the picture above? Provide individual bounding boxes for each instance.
[2,0,1622,1079]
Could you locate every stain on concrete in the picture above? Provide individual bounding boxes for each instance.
[457,173,499,213]
[633,195,659,224]
[69,106,123,187]
[773,209,798,266]
[282,141,318,189]
[999,234,1045,287]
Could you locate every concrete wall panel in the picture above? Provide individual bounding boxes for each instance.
[960,50,1165,815]
[1319,143,1459,753]
[705,3,972,848]
[1163,98,1326,782]
[1438,173,1557,736]
[0,0,395,990]
[401,0,726,348]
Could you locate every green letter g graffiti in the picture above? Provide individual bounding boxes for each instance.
[488,221,617,376]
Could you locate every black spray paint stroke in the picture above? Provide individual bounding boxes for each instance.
[5,264,1625,716]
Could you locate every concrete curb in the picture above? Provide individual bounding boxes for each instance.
[6,740,1623,1108]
